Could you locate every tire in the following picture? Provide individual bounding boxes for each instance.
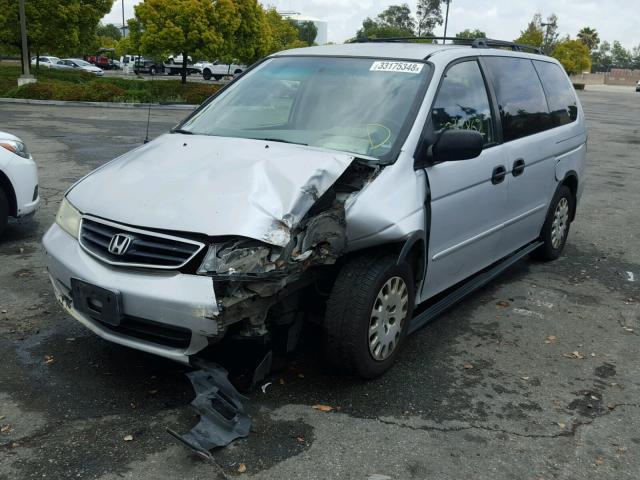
[0,188,9,238]
[532,185,574,261]
[213,75,222,81]
[203,69,212,81]
[149,66,156,76]
[324,253,415,379]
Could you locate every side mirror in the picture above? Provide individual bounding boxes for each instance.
[414,129,484,169]
[432,129,484,164]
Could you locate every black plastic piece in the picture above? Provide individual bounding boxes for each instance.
[512,159,526,176]
[492,165,507,185]
[70,278,122,326]
[355,36,545,55]
[409,240,543,334]
[168,361,251,454]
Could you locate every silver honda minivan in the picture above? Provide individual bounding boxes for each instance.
[43,40,586,378]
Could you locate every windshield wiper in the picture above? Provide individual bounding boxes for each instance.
[260,138,308,146]
[171,128,194,135]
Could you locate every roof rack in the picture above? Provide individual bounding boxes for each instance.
[354,36,545,55]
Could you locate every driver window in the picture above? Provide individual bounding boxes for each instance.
[432,61,495,145]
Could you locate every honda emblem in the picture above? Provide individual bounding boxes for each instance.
[108,234,134,256]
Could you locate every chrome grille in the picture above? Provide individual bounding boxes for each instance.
[79,216,204,269]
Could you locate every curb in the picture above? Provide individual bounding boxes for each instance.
[0,97,197,110]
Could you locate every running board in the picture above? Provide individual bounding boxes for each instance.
[408,241,543,335]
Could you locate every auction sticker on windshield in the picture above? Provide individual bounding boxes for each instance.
[370,61,424,74]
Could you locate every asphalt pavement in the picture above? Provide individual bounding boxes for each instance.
[0,87,639,479]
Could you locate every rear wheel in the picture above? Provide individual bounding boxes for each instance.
[0,188,9,237]
[324,253,415,379]
[532,185,574,261]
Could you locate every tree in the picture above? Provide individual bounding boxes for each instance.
[295,20,318,46]
[378,4,415,32]
[264,9,301,53]
[592,40,612,70]
[0,0,113,67]
[355,4,416,40]
[97,23,122,41]
[541,13,559,55]
[610,40,632,68]
[552,39,591,75]
[416,0,443,36]
[222,0,270,66]
[514,13,544,48]
[632,45,640,69]
[453,28,486,44]
[577,27,599,51]
[130,0,239,84]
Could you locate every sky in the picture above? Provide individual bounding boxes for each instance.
[102,0,639,49]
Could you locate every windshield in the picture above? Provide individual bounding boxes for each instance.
[73,59,91,66]
[179,56,430,161]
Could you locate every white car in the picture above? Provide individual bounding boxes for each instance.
[636,80,640,92]
[0,131,39,237]
[30,56,62,69]
[60,59,104,76]
[200,61,245,81]
[167,54,193,65]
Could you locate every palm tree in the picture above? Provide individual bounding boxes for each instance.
[577,27,600,51]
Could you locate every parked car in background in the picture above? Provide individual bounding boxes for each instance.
[200,61,245,80]
[60,59,104,76]
[87,49,120,70]
[30,56,62,69]
[636,80,640,92]
[43,40,586,379]
[133,57,163,76]
[167,54,193,65]
[0,131,39,237]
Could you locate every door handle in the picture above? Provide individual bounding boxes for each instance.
[512,158,526,177]
[491,166,507,185]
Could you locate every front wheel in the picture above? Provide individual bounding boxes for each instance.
[324,253,415,379]
[532,185,574,261]
[202,69,212,80]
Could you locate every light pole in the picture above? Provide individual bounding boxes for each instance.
[121,0,126,37]
[443,0,451,42]
[18,0,36,86]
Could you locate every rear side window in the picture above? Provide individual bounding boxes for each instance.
[533,60,578,127]
[484,57,552,142]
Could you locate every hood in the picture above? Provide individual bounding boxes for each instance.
[67,134,355,247]
[0,131,21,142]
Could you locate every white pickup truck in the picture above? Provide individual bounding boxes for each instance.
[198,61,245,81]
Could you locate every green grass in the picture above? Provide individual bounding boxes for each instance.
[0,64,220,104]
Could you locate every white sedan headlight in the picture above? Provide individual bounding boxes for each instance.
[56,197,81,239]
[0,138,30,159]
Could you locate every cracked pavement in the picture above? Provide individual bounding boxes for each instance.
[1,88,639,479]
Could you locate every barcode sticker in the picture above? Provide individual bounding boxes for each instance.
[370,61,424,74]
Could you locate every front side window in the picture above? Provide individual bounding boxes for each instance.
[179,56,431,162]
[431,60,495,145]
[533,60,578,127]
[484,57,552,142]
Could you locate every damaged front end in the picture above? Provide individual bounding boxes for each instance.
[197,160,379,341]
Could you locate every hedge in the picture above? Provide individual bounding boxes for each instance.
[0,64,220,104]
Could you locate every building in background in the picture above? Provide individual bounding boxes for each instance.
[279,11,328,45]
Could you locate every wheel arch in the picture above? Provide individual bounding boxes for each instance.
[559,171,579,221]
[0,170,17,217]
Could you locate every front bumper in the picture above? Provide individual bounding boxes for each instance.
[43,223,221,364]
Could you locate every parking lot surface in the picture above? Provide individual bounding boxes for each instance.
[0,89,639,479]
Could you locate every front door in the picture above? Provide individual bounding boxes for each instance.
[421,59,510,299]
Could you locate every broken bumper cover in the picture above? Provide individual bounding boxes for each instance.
[42,223,220,364]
